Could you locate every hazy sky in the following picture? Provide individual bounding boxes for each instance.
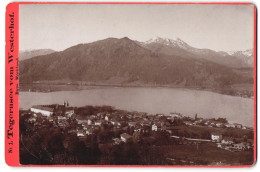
[19,4,254,52]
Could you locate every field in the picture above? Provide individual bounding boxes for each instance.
[151,143,254,165]
[170,125,254,139]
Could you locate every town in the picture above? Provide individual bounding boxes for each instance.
[19,102,254,165]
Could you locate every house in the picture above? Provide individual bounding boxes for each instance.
[233,123,243,129]
[30,105,54,117]
[120,133,132,142]
[90,115,97,119]
[155,113,164,117]
[57,116,66,121]
[233,142,246,151]
[85,128,94,135]
[57,116,68,127]
[58,116,67,120]
[111,120,121,127]
[126,114,133,120]
[224,123,235,128]
[128,122,137,128]
[211,132,223,142]
[82,123,89,130]
[105,114,111,121]
[194,119,203,124]
[140,121,151,127]
[209,122,216,127]
[184,121,193,126]
[87,119,93,125]
[152,124,158,131]
[76,119,86,124]
[152,121,165,131]
[169,113,183,119]
[166,129,176,135]
[48,117,54,122]
[65,107,74,117]
[204,121,210,126]
[77,130,85,137]
[242,126,247,129]
[217,143,222,148]
[134,128,141,132]
[134,116,142,121]
[193,121,198,125]
[221,138,234,145]
[113,138,122,145]
[101,113,106,119]
[245,139,254,150]
[166,116,175,123]
[94,120,102,126]
[216,123,225,128]
[28,117,36,123]
[111,120,116,125]
[96,113,102,118]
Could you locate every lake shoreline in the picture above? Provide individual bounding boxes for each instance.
[19,87,254,127]
[19,83,254,99]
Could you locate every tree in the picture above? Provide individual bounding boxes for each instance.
[215,117,228,124]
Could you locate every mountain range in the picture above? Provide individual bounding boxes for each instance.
[19,49,55,61]
[19,37,254,94]
[138,36,253,68]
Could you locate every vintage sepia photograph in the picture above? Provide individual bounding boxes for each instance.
[18,3,255,166]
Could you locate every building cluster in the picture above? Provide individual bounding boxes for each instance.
[182,116,250,130]
[211,132,254,151]
[25,103,253,151]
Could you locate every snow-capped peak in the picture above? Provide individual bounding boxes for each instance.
[226,51,235,56]
[225,49,253,57]
[150,36,163,42]
[145,36,189,49]
[242,49,253,57]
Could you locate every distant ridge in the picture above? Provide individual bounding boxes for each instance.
[19,49,56,61]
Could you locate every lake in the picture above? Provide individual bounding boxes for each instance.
[19,87,254,127]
